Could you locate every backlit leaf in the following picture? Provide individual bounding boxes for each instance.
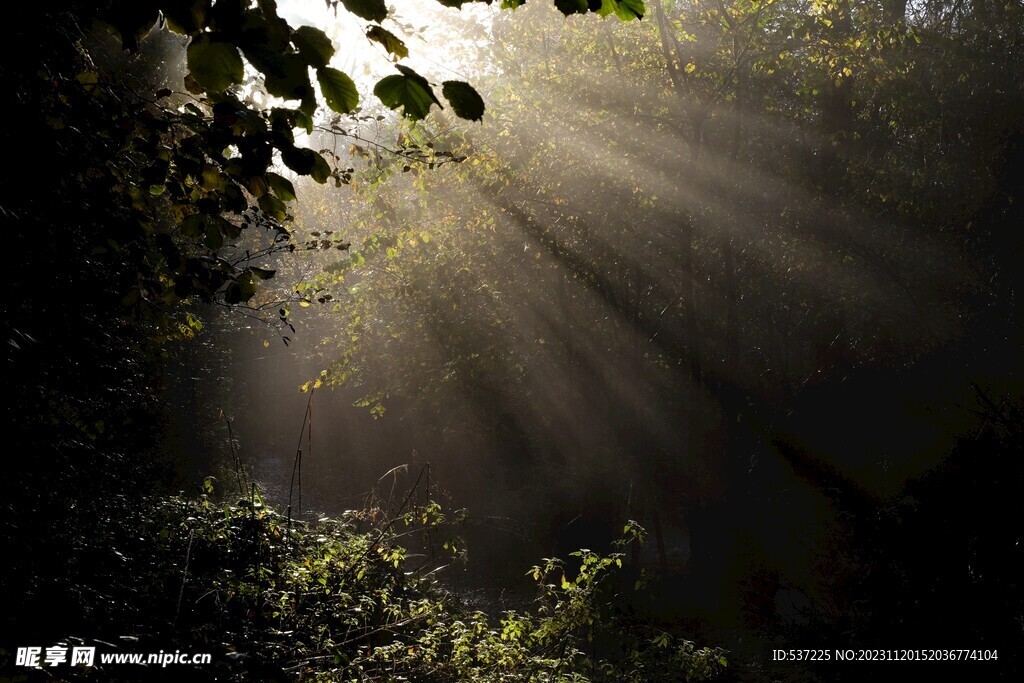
[366,26,409,60]
[310,152,332,183]
[374,67,441,120]
[282,145,330,183]
[554,0,588,16]
[186,34,244,92]
[341,0,387,22]
[318,67,359,114]
[293,25,335,67]
[597,0,645,20]
[161,0,211,35]
[266,172,297,202]
[442,81,485,122]
[258,194,288,221]
[263,53,313,100]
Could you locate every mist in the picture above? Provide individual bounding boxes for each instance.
[7,0,1021,679]
[169,0,1021,648]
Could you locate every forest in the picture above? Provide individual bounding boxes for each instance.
[2,0,1022,680]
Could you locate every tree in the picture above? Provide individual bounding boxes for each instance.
[253,0,1023,637]
[0,0,647,642]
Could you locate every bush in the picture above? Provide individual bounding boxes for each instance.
[59,481,728,681]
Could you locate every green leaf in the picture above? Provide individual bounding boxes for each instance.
[186,34,244,92]
[554,0,588,15]
[179,213,209,238]
[615,0,645,20]
[310,152,332,183]
[442,81,485,122]
[281,145,331,183]
[598,0,645,20]
[374,67,441,120]
[236,271,258,301]
[258,193,288,221]
[218,217,242,239]
[263,53,313,100]
[295,110,314,134]
[161,0,211,35]
[246,174,269,198]
[341,0,387,22]
[266,172,296,201]
[205,222,224,250]
[501,0,525,8]
[282,145,317,174]
[241,44,287,79]
[366,26,409,59]
[318,67,359,114]
[293,25,335,67]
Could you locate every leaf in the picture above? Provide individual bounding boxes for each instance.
[161,0,211,35]
[204,222,223,250]
[236,271,258,301]
[554,0,588,15]
[218,217,242,239]
[366,26,408,59]
[318,67,359,114]
[442,81,485,122]
[310,152,332,183]
[179,214,208,239]
[263,53,313,100]
[597,0,645,20]
[186,34,244,92]
[340,0,387,22]
[374,67,441,120]
[246,174,269,198]
[266,172,296,201]
[293,25,335,67]
[282,145,330,183]
[258,193,288,221]
[104,3,159,50]
[201,165,222,190]
[76,71,99,91]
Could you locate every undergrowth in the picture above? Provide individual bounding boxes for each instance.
[25,473,726,682]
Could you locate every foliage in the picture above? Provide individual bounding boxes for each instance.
[5,0,647,366]
[258,0,1024,652]
[31,480,724,681]
[281,0,1024,472]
